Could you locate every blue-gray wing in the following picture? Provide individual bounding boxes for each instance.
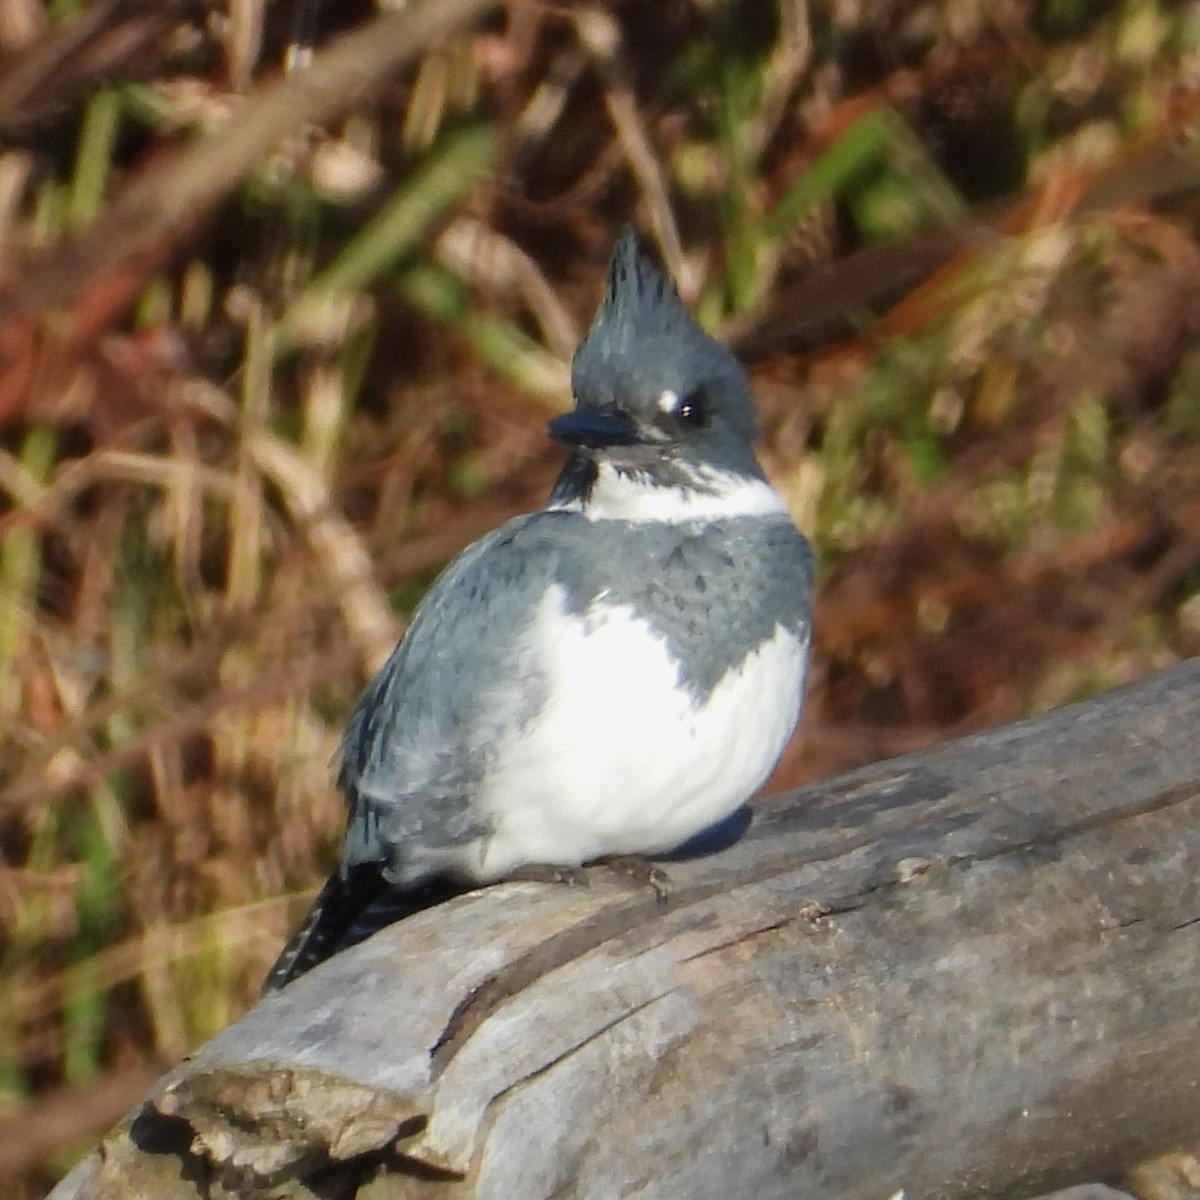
[338,511,570,874]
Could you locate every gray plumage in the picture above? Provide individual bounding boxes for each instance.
[341,510,812,877]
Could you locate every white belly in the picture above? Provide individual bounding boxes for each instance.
[471,587,808,878]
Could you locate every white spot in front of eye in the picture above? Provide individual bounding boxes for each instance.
[657,389,679,414]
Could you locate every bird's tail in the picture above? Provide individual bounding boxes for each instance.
[261,866,388,995]
[261,866,466,995]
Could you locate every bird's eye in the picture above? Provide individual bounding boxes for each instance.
[676,388,709,429]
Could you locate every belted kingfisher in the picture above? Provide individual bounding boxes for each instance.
[263,231,814,993]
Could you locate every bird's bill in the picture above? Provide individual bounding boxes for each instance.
[546,408,643,451]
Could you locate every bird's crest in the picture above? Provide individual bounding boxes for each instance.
[588,229,688,346]
[572,231,708,402]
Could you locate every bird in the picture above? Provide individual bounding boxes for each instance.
[262,230,814,994]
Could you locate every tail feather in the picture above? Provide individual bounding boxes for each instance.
[261,867,467,995]
[262,866,387,995]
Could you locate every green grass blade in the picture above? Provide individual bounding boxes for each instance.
[275,124,497,351]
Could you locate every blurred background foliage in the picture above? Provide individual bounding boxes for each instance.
[1,0,1199,1192]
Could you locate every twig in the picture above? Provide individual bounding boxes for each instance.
[0,0,503,338]
[0,1063,163,1178]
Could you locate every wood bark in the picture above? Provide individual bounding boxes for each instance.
[47,661,1200,1200]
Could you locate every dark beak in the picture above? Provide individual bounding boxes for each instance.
[547,408,641,450]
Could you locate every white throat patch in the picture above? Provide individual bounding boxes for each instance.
[552,462,788,524]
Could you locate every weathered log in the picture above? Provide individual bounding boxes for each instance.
[48,661,1200,1200]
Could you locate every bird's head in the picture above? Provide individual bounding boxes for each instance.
[548,232,769,517]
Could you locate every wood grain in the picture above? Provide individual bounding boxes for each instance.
[48,660,1200,1199]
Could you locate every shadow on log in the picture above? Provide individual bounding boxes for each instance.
[49,661,1200,1199]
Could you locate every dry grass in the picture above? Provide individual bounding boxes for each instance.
[1,0,1199,1192]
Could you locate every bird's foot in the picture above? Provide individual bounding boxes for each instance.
[506,862,591,888]
[596,854,672,905]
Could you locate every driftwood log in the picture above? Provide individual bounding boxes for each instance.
[48,661,1200,1200]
